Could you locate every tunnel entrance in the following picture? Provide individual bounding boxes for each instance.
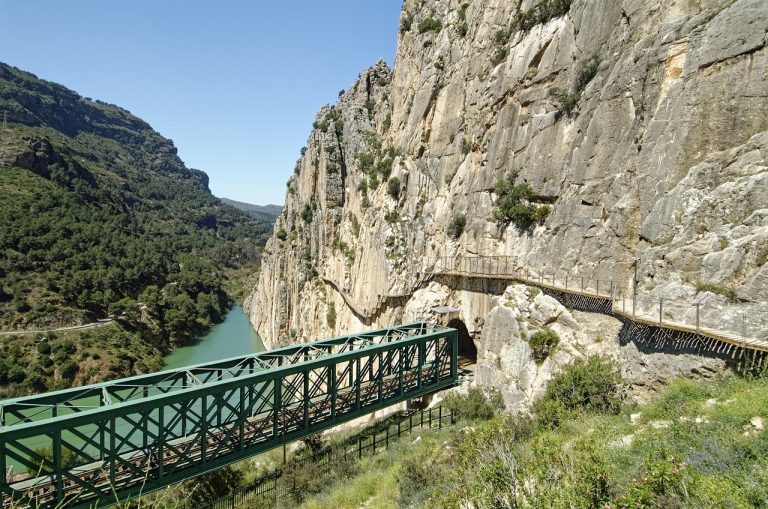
[447,318,477,367]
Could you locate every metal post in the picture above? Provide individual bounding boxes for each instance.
[330,367,337,418]
[429,407,433,428]
[303,370,309,429]
[239,386,246,450]
[201,396,208,465]
[439,406,443,429]
[695,303,700,334]
[386,426,390,448]
[355,357,361,410]
[158,406,165,478]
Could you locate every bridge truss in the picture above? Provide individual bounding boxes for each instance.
[0,323,458,508]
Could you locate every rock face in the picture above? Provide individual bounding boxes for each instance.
[476,284,727,412]
[246,0,767,376]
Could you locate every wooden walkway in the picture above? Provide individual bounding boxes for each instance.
[429,256,768,353]
[319,256,767,353]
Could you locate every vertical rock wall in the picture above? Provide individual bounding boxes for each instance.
[246,0,768,350]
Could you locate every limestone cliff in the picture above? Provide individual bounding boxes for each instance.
[246,0,767,360]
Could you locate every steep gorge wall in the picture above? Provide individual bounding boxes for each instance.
[246,0,768,350]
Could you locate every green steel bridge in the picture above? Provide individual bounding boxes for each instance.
[0,323,459,509]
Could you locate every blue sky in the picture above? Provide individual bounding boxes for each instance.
[0,1,402,205]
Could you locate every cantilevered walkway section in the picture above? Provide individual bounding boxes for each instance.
[426,256,768,353]
[0,323,459,509]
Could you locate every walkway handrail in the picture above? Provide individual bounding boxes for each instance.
[425,255,768,351]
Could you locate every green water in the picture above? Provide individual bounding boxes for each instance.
[163,304,265,369]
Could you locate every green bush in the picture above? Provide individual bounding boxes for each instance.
[326,302,336,329]
[418,17,443,34]
[534,355,623,428]
[490,47,509,66]
[301,203,313,223]
[696,282,737,303]
[387,176,400,199]
[549,87,581,117]
[528,327,559,362]
[447,214,467,239]
[575,54,602,92]
[400,12,413,32]
[443,386,504,420]
[516,0,573,32]
[492,171,550,230]
[276,227,287,241]
[384,210,399,224]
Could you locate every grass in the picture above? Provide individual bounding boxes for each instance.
[289,373,768,508]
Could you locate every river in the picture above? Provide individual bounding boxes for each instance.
[163,304,265,369]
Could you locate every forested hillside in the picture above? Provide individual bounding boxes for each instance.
[0,62,273,396]
[221,198,282,223]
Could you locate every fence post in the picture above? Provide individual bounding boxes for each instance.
[386,426,390,448]
[439,407,443,429]
[695,303,700,334]
[429,407,433,428]
[358,436,362,459]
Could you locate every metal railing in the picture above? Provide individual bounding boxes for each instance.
[425,256,768,349]
[202,406,456,509]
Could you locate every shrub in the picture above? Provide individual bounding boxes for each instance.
[491,47,509,66]
[492,171,549,229]
[400,12,413,32]
[384,210,399,224]
[447,213,467,239]
[357,152,375,173]
[326,301,336,329]
[301,203,313,223]
[549,87,581,117]
[443,386,504,420]
[387,176,401,199]
[59,360,78,381]
[696,282,737,303]
[532,204,551,225]
[418,17,443,34]
[528,327,559,362]
[275,227,287,241]
[534,355,623,428]
[575,54,602,92]
[461,138,472,154]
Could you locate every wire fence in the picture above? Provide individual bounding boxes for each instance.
[201,406,456,509]
[425,256,768,346]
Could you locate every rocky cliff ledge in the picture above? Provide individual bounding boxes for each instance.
[246,0,767,399]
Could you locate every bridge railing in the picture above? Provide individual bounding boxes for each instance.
[0,323,459,509]
[425,256,768,347]
[202,406,457,509]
